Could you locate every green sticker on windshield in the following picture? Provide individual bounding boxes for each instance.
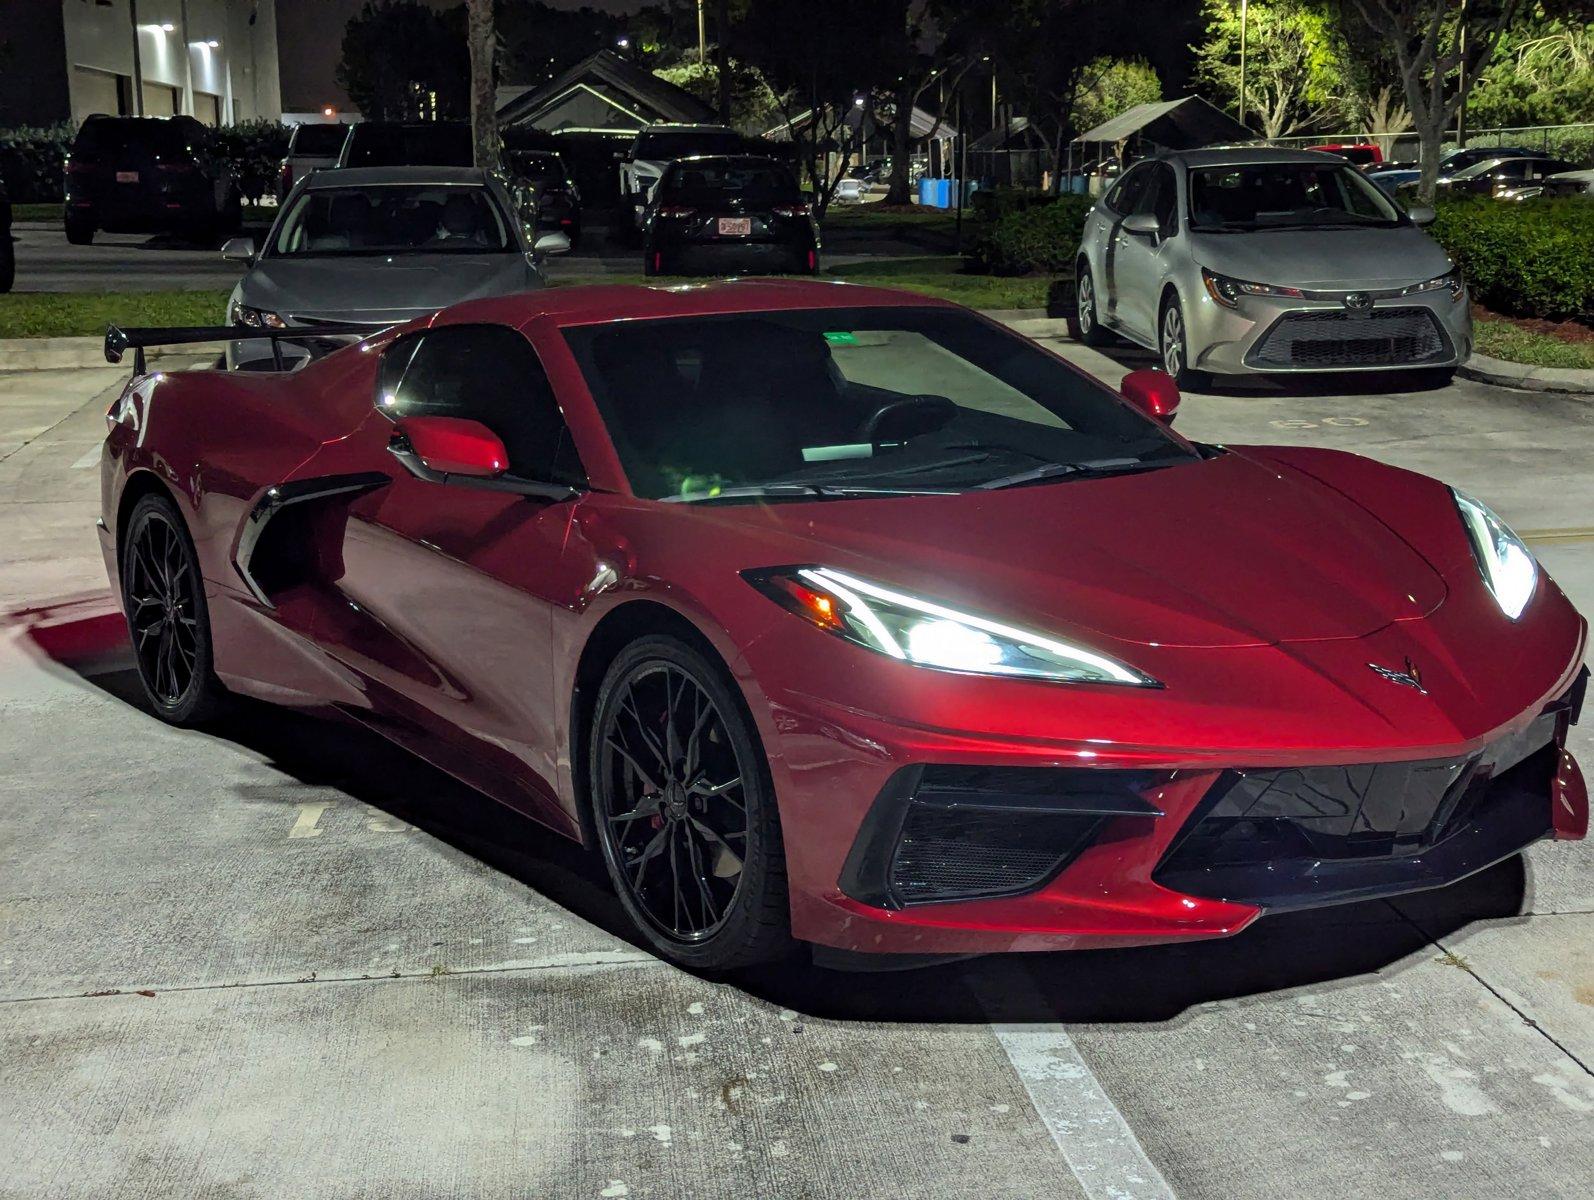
[823,331,859,346]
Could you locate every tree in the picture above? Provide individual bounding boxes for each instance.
[1465,11,1594,127]
[495,1,626,86]
[468,0,498,170]
[652,59,782,133]
[1074,57,1164,135]
[1194,0,1349,138]
[1334,0,1528,201]
[871,2,983,206]
[337,1,469,121]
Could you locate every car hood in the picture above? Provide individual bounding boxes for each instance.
[239,253,539,321]
[681,450,1448,650]
[1189,225,1452,289]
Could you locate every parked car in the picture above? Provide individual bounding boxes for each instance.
[0,178,13,293]
[277,122,350,200]
[619,123,744,229]
[1436,155,1580,197]
[97,280,1589,970]
[1075,148,1469,389]
[62,114,240,245]
[1439,145,1548,176]
[338,121,475,169]
[504,148,582,248]
[1537,167,1594,198]
[1307,142,1383,166]
[642,156,818,276]
[833,177,868,204]
[220,166,567,370]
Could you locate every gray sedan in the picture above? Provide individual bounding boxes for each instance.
[222,166,567,370]
[1075,148,1471,389]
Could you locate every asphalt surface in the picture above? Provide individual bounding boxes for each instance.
[0,348,1591,1198]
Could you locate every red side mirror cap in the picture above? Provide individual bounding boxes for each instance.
[392,416,508,479]
[1120,368,1181,424]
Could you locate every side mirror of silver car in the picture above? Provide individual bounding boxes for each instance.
[1121,213,1161,237]
[1406,204,1436,226]
[533,231,572,256]
[220,237,256,263]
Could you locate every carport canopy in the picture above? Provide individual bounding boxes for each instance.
[1074,96,1253,151]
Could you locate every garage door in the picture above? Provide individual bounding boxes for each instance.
[141,83,179,117]
[71,66,127,126]
[194,92,221,126]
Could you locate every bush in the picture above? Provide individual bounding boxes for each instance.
[1430,196,1594,321]
[213,120,289,202]
[971,195,1094,275]
[969,186,1055,223]
[0,124,73,203]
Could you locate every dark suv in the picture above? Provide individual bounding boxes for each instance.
[337,122,476,169]
[63,115,240,245]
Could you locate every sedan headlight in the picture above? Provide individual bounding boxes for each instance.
[1201,268,1304,308]
[1453,489,1537,620]
[744,566,1159,686]
[230,302,286,329]
[1399,266,1464,301]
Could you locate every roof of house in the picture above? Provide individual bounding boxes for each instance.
[497,50,717,130]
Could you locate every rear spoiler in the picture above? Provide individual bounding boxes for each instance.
[104,322,386,375]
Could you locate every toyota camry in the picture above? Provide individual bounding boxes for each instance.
[96,281,1587,970]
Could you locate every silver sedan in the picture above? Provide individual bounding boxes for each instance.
[222,165,568,370]
[1074,148,1471,389]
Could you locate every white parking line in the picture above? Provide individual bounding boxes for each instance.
[71,446,102,470]
[972,966,1177,1200]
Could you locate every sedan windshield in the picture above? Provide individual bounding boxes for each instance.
[270,185,514,257]
[563,307,1199,501]
[1188,162,1404,231]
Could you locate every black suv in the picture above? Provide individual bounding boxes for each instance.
[63,115,240,245]
[337,122,476,169]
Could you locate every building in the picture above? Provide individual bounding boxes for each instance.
[0,0,282,129]
[497,50,716,135]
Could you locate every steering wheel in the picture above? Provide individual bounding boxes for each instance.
[858,394,957,442]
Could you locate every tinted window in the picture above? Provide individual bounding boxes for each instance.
[73,117,190,156]
[509,152,568,183]
[1105,165,1150,215]
[346,124,474,168]
[271,184,512,256]
[660,159,799,205]
[635,130,744,159]
[563,307,1194,501]
[1187,162,1400,230]
[291,124,348,156]
[1136,164,1177,232]
[379,326,584,485]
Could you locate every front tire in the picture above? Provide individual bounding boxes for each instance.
[65,216,94,246]
[120,493,226,726]
[1159,294,1211,391]
[589,635,791,971]
[1070,261,1113,347]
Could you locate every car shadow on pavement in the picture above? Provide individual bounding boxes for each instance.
[8,594,1530,1028]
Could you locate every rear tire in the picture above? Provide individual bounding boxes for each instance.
[65,216,94,246]
[1158,294,1211,392]
[1070,261,1113,347]
[120,493,227,726]
[0,235,14,293]
[589,635,791,971]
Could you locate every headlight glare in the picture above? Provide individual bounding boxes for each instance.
[745,566,1160,686]
[1453,489,1537,620]
[1201,268,1304,308]
[229,302,286,329]
[1400,266,1464,301]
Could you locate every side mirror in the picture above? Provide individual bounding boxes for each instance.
[390,416,507,479]
[1406,204,1436,226]
[1120,368,1181,424]
[221,236,256,263]
[533,231,572,256]
[1120,212,1161,237]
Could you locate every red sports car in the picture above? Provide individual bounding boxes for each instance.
[98,282,1588,970]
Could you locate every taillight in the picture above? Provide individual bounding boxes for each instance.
[656,205,696,219]
[65,159,96,174]
[772,204,810,218]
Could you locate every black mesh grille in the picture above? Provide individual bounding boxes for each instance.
[1247,307,1449,368]
[890,808,1105,903]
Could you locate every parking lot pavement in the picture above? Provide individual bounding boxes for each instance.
[0,361,1590,1198]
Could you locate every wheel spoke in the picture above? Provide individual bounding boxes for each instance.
[605,736,661,794]
[627,825,669,884]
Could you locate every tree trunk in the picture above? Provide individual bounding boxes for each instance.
[467,0,498,172]
[884,79,915,205]
[1416,118,1442,204]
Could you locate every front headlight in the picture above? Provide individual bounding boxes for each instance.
[229,302,286,329]
[1453,489,1537,620]
[744,566,1160,687]
[1399,266,1465,302]
[1201,268,1304,308]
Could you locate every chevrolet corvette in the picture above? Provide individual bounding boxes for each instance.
[97,282,1588,970]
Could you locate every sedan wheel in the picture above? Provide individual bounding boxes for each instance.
[1070,263,1112,347]
[1159,297,1210,391]
[590,635,790,970]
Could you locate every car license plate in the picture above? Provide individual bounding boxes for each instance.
[717,217,751,237]
[116,171,139,183]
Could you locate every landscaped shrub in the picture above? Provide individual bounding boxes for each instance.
[972,194,1094,275]
[1430,196,1594,321]
[0,124,73,203]
[970,186,1055,223]
[213,120,290,202]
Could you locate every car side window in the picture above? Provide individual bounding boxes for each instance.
[378,325,585,486]
[1135,164,1178,235]
[1104,165,1149,216]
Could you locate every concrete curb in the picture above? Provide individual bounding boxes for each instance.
[0,336,224,372]
[1457,350,1594,395]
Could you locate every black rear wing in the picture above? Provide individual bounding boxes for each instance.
[104,322,387,375]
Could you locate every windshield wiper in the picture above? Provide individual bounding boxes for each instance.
[663,483,959,504]
[977,457,1165,491]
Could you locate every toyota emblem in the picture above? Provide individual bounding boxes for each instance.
[1343,292,1373,312]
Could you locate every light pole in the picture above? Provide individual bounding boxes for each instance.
[697,0,707,66]
[1237,0,1249,129]
[128,0,146,115]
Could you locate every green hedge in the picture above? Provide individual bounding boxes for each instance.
[1430,196,1594,321]
[972,195,1094,276]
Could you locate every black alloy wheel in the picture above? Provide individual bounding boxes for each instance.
[590,636,789,970]
[120,494,225,725]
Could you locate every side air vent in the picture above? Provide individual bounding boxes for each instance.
[234,473,389,607]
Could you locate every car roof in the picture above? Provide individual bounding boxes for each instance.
[1160,146,1350,169]
[639,123,735,133]
[664,154,789,170]
[305,165,491,189]
[436,280,958,331]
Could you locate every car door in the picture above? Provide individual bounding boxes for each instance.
[1098,163,1150,330]
[312,323,589,830]
[1108,163,1177,343]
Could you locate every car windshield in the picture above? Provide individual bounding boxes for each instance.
[563,307,1199,502]
[659,160,799,205]
[510,153,566,182]
[291,124,348,156]
[635,130,743,159]
[270,185,514,256]
[1188,162,1403,230]
[1447,157,1509,180]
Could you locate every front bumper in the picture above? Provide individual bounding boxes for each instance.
[1185,283,1473,376]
